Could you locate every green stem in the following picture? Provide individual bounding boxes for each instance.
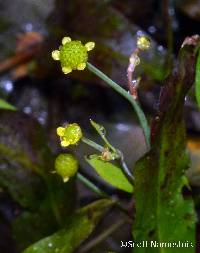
[77,172,130,216]
[90,119,116,152]
[87,62,150,149]
[81,136,104,152]
[117,150,135,184]
[44,176,62,227]
[36,168,62,227]
[77,172,107,197]
[81,136,133,184]
[97,133,116,153]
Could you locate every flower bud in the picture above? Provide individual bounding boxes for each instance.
[55,153,78,182]
[137,36,151,50]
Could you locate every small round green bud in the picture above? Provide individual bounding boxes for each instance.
[55,153,78,182]
[60,41,88,70]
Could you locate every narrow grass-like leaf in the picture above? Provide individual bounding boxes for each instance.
[0,98,16,110]
[195,49,200,108]
[133,36,200,253]
[22,199,114,253]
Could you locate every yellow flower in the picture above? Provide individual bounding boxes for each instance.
[52,36,95,74]
[137,36,151,50]
[56,123,82,147]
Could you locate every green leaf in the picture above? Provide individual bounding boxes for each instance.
[133,37,200,253]
[0,111,76,250]
[12,200,58,250]
[0,98,17,110]
[195,49,200,108]
[22,199,114,253]
[86,155,133,193]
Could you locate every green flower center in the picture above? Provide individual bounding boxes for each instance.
[62,123,82,145]
[59,41,88,69]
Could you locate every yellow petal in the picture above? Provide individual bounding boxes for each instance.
[77,63,86,70]
[62,67,72,74]
[51,50,60,60]
[63,176,69,183]
[62,37,71,45]
[85,42,95,51]
[61,140,70,147]
[56,127,65,136]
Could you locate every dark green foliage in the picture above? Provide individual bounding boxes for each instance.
[22,199,114,253]
[0,111,76,250]
[195,48,200,108]
[133,38,200,252]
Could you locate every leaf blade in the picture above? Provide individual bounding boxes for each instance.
[22,199,114,253]
[195,49,200,108]
[0,98,17,110]
[133,37,199,253]
[86,155,133,193]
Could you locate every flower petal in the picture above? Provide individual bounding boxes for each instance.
[56,127,65,136]
[62,67,72,74]
[52,50,60,60]
[62,37,71,45]
[63,176,69,182]
[61,140,70,147]
[77,62,86,70]
[85,42,95,51]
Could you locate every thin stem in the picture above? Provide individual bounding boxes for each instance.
[90,120,116,153]
[82,136,134,185]
[77,173,107,197]
[36,168,62,227]
[117,150,135,184]
[44,176,62,227]
[87,62,150,149]
[77,172,130,216]
[81,136,104,152]
[127,48,140,99]
[100,135,116,153]
[78,219,127,253]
